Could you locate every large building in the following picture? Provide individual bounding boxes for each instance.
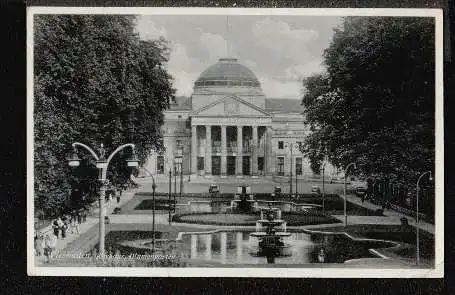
[145,57,337,179]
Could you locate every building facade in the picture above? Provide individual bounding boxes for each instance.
[145,58,337,179]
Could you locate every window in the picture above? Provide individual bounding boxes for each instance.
[296,141,303,151]
[296,157,302,175]
[276,157,284,176]
[176,139,182,148]
[278,141,284,149]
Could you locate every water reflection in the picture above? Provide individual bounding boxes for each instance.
[178,231,393,265]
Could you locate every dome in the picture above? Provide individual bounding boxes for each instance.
[194,58,261,88]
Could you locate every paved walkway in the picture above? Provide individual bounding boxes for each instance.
[343,194,435,234]
[34,189,139,264]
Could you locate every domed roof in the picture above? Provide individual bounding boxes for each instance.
[194,58,261,88]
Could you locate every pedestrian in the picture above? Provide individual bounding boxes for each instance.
[77,210,82,225]
[34,233,38,255]
[44,234,55,262]
[361,194,365,204]
[72,214,79,234]
[61,218,68,239]
[71,210,77,224]
[116,194,121,204]
[52,219,60,239]
[82,209,87,222]
[36,234,44,256]
[108,192,113,203]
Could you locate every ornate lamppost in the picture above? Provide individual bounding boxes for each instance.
[68,142,138,257]
[416,171,432,265]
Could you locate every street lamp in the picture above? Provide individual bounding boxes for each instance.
[151,174,156,252]
[321,160,327,215]
[344,162,356,227]
[416,171,432,266]
[68,142,138,257]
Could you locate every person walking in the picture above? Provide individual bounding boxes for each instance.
[34,233,38,256]
[52,219,60,239]
[77,210,82,225]
[72,214,79,234]
[36,234,44,256]
[44,234,56,262]
[61,217,68,239]
[82,209,87,222]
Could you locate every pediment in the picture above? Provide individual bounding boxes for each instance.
[191,95,271,117]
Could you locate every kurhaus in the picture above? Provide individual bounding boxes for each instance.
[145,58,337,179]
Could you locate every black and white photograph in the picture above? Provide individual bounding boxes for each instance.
[27,7,444,277]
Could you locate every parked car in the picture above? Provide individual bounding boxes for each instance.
[355,186,367,198]
[311,186,321,195]
[209,184,220,194]
[271,186,282,200]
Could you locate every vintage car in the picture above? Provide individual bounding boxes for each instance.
[209,184,220,194]
[355,186,367,198]
[311,185,322,195]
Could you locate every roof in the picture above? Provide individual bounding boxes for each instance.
[194,58,261,88]
[265,99,305,113]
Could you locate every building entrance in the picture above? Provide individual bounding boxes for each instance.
[227,156,236,175]
[212,156,221,175]
[243,156,250,175]
[258,157,264,175]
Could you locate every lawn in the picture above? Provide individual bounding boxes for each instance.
[310,224,435,260]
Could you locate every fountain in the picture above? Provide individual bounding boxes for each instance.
[249,202,292,262]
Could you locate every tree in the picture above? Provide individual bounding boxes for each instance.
[301,17,435,204]
[34,15,174,217]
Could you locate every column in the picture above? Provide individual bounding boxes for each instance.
[266,127,273,175]
[191,125,197,174]
[220,232,227,264]
[205,125,212,176]
[191,234,197,258]
[236,126,243,177]
[236,232,243,262]
[252,125,258,177]
[205,234,212,260]
[221,125,227,178]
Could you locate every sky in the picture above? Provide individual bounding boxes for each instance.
[135,15,343,99]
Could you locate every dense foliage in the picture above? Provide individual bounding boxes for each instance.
[301,17,435,212]
[34,15,174,217]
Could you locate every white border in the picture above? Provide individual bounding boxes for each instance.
[27,7,444,278]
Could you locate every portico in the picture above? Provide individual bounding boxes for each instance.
[191,116,271,178]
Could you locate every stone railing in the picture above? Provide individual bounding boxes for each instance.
[227,146,237,153]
